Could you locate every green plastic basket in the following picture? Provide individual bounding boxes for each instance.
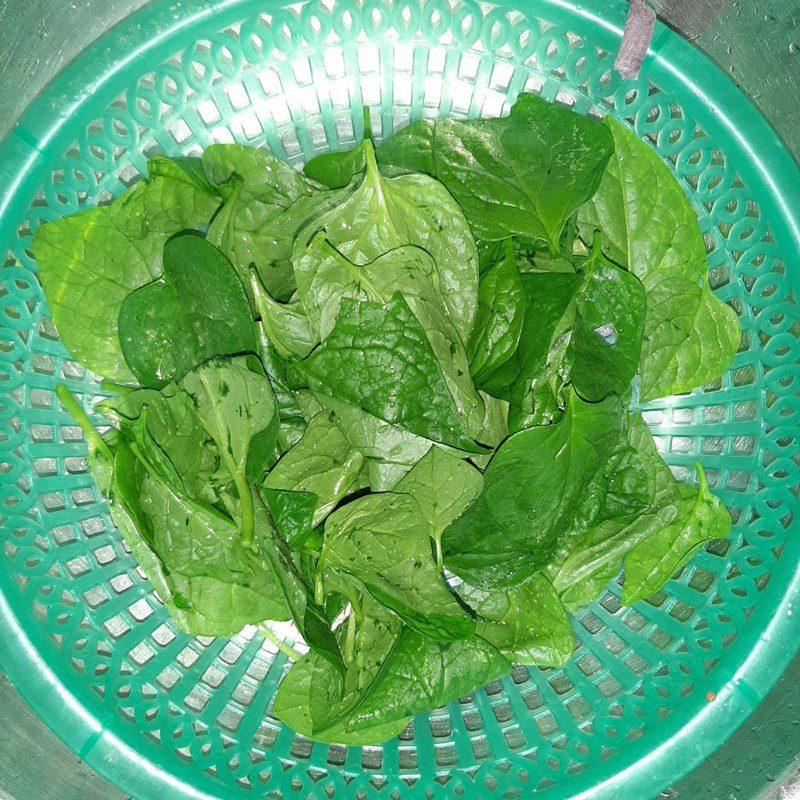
[0,1,798,798]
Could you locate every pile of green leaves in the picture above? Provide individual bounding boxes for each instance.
[35,95,739,745]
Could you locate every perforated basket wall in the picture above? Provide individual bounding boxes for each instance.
[0,1,798,799]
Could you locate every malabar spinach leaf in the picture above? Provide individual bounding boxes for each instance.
[273,598,409,744]
[378,93,614,250]
[306,392,438,491]
[201,144,316,300]
[180,357,278,543]
[569,237,646,401]
[458,572,573,667]
[293,236,484,435]
[622,465,731,603]
[264,411,366,525]
[33,165,220,382]
[321,493,475,641]
[347,626,510,731]
[263,488,318,549]
[467,239,526,383]
[118,233,256,387]
[253,489,344,674]
[443,390,623,588]
[577,117,740,401]
[550,414,730,609]
[250,268,316,359]
[294,139,479,341]
[135,465,290,636]
[307,595,402,733]
[394,446,483,570]
[295,295,483,452]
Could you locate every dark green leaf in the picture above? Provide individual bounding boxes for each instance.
[293,236,485,435]
[467,240,526,383]
[443,390,624,588]
[347,627,510,731]
[118,233,256,388]
[296,294,482,452]
[304,140,367,189]
[569,238,646,401]
[263,487,317,548]
[378,93,614,249]
[549,414,730,610]
[480,272,580,403]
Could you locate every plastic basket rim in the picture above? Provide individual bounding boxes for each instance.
[0,1,798,799]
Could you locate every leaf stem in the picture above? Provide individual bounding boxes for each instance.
[362,105,372,140]
[435,535,444,572]
[197,369,255,545]
[345,585,364,625]
[314,571,324,605]
[258,624,302,661]
[99,380,133,394]
[56,385,112,461]
[235,473,255,546]
[344,611,357,663]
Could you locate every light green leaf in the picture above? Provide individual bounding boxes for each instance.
[33,168,220,382]
[273,598,409,745]
[308,392,437,492]
[135,462,290,636]
[253,489,344,674]
[250,269,316,359]
[394,446,483,569]
[294,139,479,341]
[321,493,475,641]
[201,143,313,284]
[264,411,366,525]
[577,117,740,401]
[307,595,402,733]
[98,385,220,504]
[181,357,278,543]
[458,573,573,667]
[623,465,731,603]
